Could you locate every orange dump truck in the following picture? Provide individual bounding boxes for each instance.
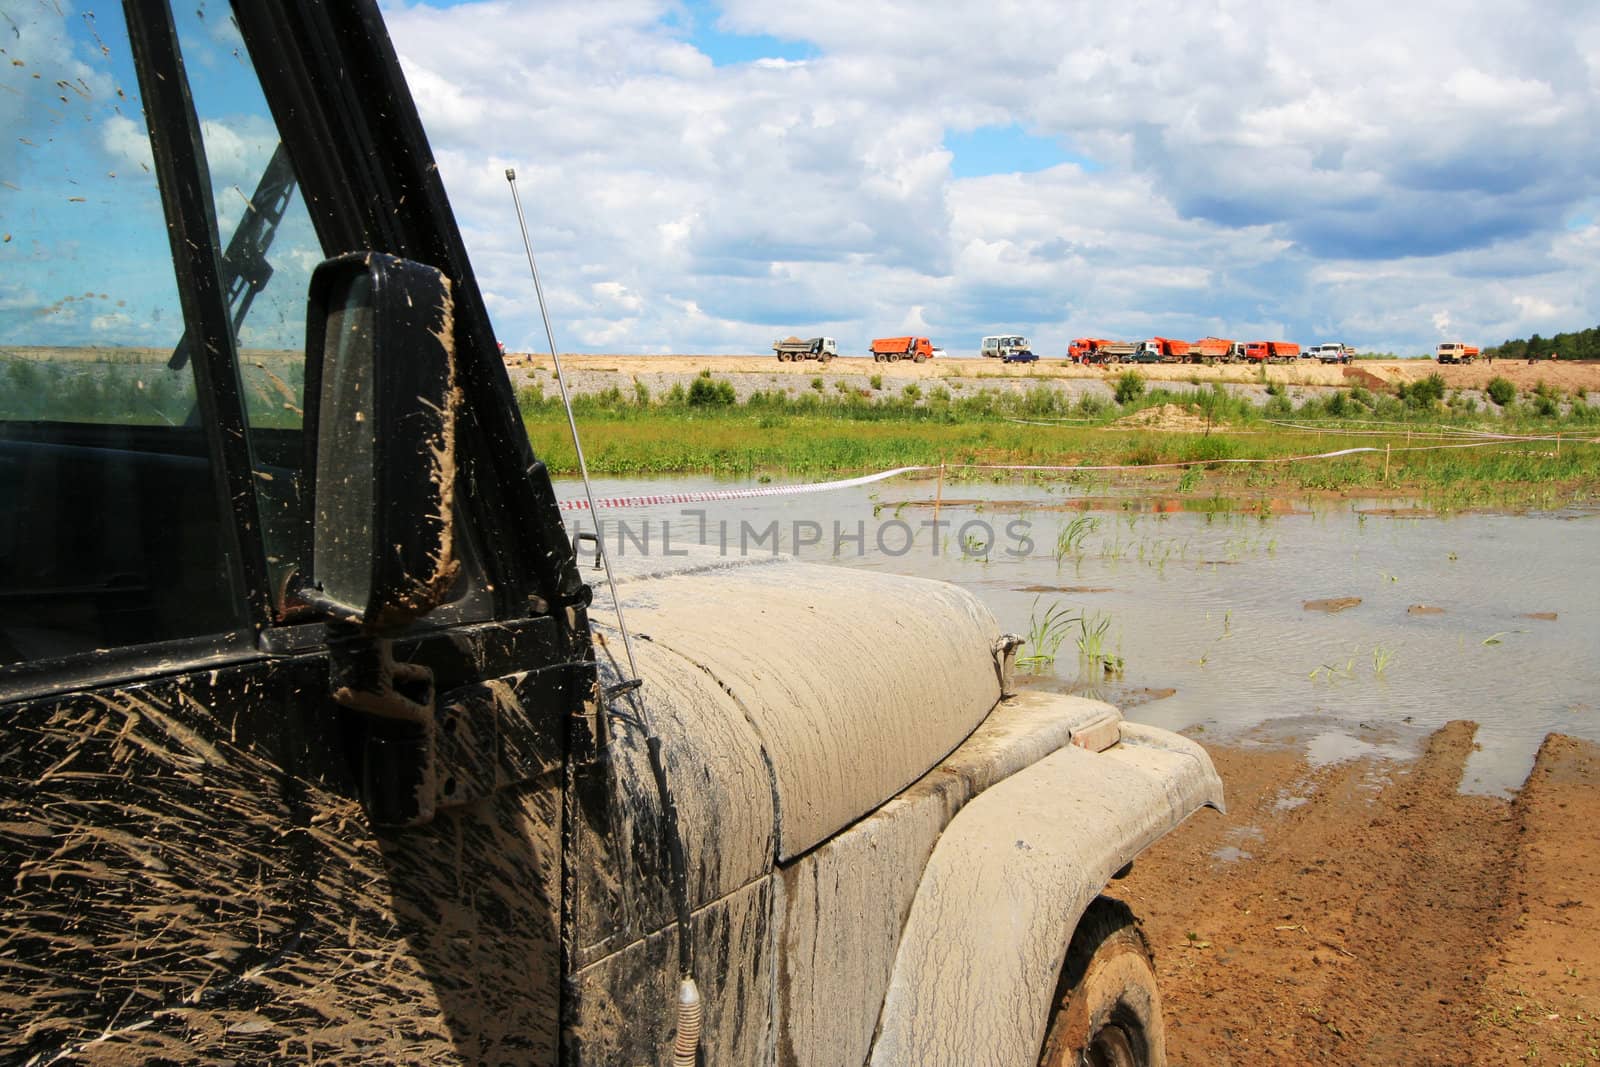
[1191,337,1245,362]
[871,336,936,363]
[1147,337,1191,362]
[1244,341,1301,364]
[1069,338,1137,364]
[1068,338,1104,362]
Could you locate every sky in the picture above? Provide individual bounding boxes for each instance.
[117,1,1600,359]
[0,4,319,353]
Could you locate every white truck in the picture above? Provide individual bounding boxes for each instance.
[0,5,1222,1066]
[773,335,837,362]
[1311,343,1354,364]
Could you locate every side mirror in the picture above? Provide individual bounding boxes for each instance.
[301,252,460,633]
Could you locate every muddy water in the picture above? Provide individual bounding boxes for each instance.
[561,473,1600,794]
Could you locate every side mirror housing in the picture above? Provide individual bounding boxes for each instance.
[301,252,460,633]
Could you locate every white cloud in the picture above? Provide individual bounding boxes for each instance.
[100,115,155,177]
[381,0,1600,356]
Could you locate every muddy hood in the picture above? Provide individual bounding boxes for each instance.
[607,556,1003,860]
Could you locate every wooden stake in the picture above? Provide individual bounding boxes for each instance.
[934,458,945,526]
[1384,442,1391,480]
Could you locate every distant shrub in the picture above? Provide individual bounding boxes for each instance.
[1486,376,1515,407]
[1114,371,1146,405]
[869,374,883,391]
[1019,384,1062,417]
[811,376,824,391]
[687,375,735,406]
[632,378,650,406]
[1372,395,1405,419]
[1398,372,1446,409]
[1075,392,1108,417]
[954,388,1000,417]
[516,382,549,417]
[902,383,922,403]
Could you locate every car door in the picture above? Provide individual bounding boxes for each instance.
[1,5,588,1063]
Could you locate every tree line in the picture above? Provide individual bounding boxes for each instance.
[1483,324,1600,361]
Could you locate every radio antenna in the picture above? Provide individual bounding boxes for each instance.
[504,168,641,687]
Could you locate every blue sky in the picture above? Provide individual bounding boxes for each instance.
[672,0,816,67]
[943,126,1094,181]
[0,4,317,351]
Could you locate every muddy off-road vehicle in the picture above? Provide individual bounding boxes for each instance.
[0,4,1221,1064]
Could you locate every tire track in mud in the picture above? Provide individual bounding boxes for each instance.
[1115,721,1518,1065]
[1472,734,1600,1065]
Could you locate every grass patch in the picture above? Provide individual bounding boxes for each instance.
[518,385,1600,507]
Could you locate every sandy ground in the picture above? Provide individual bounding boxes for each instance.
[1114,724,1600,1065]
[505,353,1600,405]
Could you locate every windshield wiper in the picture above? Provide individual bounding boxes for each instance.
[169,141,298,371]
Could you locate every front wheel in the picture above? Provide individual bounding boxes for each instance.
[1038,898,1165,1067]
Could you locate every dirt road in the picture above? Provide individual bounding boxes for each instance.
[1115,725,1600,1065]
[504,352,1600,395]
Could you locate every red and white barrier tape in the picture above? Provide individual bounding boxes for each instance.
[954,438,1524,475]
[555,465,929,511]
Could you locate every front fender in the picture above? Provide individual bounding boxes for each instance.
[867,723,1222,1067]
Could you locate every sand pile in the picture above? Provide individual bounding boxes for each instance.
[1112,402,1218,432]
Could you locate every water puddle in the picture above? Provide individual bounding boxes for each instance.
[1304,731,1414,769]
[563,473,1600,795]
[1211,825,1264,863]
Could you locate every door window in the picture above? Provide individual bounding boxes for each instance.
[0,7,246,665]
[172,5,322,602]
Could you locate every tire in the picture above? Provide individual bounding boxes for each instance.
[914,353,927,363]
[1038,898,1165,1067]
